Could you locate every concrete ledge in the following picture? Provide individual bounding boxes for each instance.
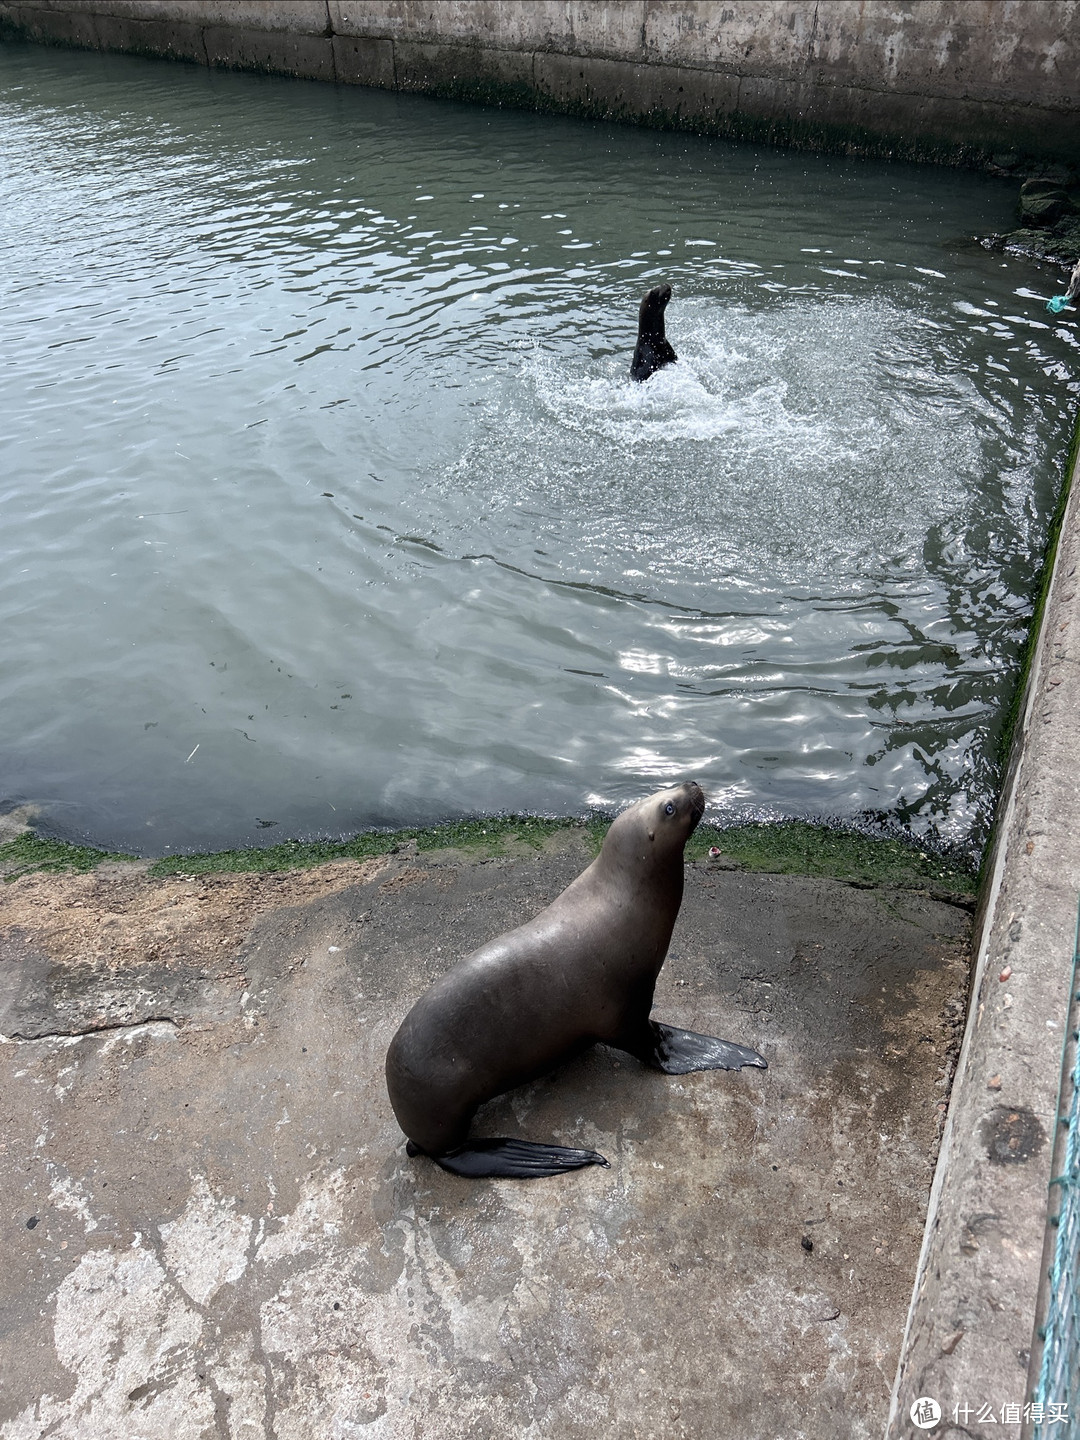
[0,853,972,1436]
[887,430,1080,1435]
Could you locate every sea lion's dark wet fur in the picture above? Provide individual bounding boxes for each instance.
[385,781,766,1179]
[630,283,677,382]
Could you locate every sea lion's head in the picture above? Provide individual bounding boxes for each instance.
[637,283,672,336]
[648,779,705,841]
[604,780,706,874]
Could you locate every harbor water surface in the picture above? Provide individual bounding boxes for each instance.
[1,43,1077,855]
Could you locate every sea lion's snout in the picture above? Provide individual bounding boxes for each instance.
[685,780,706,831]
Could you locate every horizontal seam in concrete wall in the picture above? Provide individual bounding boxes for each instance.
[350,40,1077,112]
[458,47,1077,114]
[313,30,1080,114]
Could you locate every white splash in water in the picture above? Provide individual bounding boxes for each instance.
[444,297,989,589]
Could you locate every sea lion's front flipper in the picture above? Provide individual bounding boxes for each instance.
[647,1022,767,1075]
[409,1137,609,1179]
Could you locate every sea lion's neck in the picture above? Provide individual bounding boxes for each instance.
[589,839,685,911]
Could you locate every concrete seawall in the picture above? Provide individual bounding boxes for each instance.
[1,0,1080,168]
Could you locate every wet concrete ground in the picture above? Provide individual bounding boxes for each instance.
[0,842,969,1439]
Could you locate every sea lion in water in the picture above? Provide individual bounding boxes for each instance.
[385,781,766,1179]
[630,283,677,382]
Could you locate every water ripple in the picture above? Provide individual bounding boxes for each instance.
[0,43,1075,855]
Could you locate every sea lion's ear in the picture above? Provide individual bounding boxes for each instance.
[647,829,655,842]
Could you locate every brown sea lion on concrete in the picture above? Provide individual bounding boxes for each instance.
[385,781,766,1179]
[630,283,678,382]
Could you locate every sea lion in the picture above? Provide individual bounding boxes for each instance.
[630,283,678,382]
[385,781,766,1179]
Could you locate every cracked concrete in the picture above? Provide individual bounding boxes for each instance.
[0,846,969,1438]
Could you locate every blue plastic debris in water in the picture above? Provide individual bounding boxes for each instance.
[1047,295,1073,314]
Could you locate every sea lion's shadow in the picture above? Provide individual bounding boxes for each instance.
[468,1043,676,1149]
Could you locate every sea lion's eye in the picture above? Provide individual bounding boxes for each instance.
[664,802,675,815]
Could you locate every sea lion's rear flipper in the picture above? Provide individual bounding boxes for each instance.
[409,1137,609,1179]
[647,1022,767,1075]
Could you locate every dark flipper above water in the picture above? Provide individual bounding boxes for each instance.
[630,283,677,382]
[406,1137,609,1179]
[645,1021,768,1075]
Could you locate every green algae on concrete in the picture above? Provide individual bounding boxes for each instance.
[145,818,978,896]
[0,817,977,897]
[0,832,136,881]
[143,816,598,877]
[687,821,976,897]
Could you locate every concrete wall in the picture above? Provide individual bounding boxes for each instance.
[2,0,1080,168]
